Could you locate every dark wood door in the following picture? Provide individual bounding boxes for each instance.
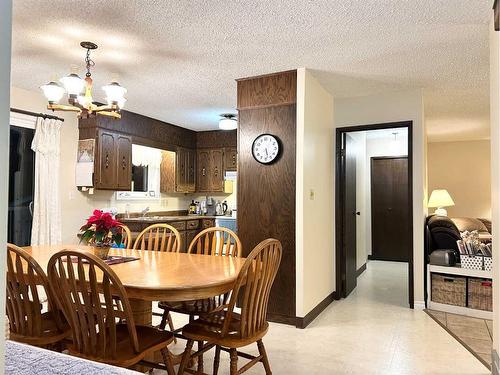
[197,150,210,192]
[371,157,409,262]
[210,149,224,192]
[116,134,132,190]
[343,134,357,296]
[96,130,116,189]
[224,147,237,171]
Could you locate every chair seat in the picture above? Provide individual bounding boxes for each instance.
[67,324,174,368]
[158,297,225,315]
[182,311,268,348]
[10,311,71,346]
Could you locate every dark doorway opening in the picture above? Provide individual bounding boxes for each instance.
[335,121,414,308]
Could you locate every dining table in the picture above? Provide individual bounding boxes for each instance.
[22,245,245,326]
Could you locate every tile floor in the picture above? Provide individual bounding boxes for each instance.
[155,261,489,374]
[426,309,492,369]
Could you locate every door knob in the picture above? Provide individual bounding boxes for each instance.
[353,211,361,216]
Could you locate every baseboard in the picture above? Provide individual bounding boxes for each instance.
[356,263,367,277]
[295,291,337,329]
[413,300,425,310]
[368,255,409,263]
[267,312,297,326]
[493,349,499,375]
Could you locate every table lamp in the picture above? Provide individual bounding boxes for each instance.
[428,189,455,216]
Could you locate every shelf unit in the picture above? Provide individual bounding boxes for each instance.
[427,265,492,319]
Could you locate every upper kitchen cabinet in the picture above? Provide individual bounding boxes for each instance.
[160,147,196,193]
[93,129,132,190]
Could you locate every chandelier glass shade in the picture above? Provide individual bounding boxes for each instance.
[218,113,237,130]
[40,41,127,119]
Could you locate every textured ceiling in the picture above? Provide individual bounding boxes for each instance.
[11,1,491,141]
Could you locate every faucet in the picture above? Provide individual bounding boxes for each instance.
[141,206,150,217]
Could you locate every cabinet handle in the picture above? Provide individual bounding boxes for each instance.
[122,156,126,169]
[214,167,218,177]
[202,168,206,176]
[232,155,236,164]
[105,153,109,168]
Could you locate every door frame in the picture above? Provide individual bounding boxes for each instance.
[335,121,414,308]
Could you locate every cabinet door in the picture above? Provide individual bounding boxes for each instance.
[197,150,210,192]
[210,149,224,192]
[224,148,237,172]
[160,151,175,193]
[186,149,196,192]
[96,131,117,189]
[176,148,187,192]
[116,134,132,190]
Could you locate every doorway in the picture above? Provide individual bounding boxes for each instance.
[335,121,414,308]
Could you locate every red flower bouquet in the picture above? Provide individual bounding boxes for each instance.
[80,210,123,248]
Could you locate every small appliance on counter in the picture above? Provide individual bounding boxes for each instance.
[205,197,217,216]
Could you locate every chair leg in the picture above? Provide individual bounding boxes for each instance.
[159,310,168,330]
[229,348,238,375]
[197,340,204,373]
[257,340,272,375]
[166,312,177,344]
[178,339,194,375]
[160,348,176,375]
[213,345,221,375]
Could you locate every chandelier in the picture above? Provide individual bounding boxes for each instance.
[40,41,127,119]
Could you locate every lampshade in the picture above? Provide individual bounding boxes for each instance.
[60,73,85,96]
[428,189,455,208]
[219,114,237,130]
[102,82,127,104]
[40,81,65,103]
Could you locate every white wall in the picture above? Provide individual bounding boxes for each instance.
[334,89,426,306]
[0,0,12,370]
[296,68,335,317]
[490,14,500,365]
[428,140,491,219]
[9,86,237,244]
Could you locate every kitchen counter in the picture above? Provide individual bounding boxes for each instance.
[120,214,236,223]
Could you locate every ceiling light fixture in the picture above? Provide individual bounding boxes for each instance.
[40,41,127,119]
[219,113,237,130]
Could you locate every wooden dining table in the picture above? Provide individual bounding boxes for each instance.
[22,245,245,325]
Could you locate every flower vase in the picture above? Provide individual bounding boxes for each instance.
[91,245,111,260]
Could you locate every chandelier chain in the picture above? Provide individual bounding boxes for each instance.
[85,48,95,78]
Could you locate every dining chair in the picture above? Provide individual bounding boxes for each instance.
[119,224,132,248]
[132,223,181,252]
[47,249,175,373]
[6,243,70,348]
[158,227,241,372]
[177,238,282,375]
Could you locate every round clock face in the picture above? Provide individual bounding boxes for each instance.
[252,134,280,164]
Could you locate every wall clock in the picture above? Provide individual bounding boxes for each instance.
[252,134,281,164]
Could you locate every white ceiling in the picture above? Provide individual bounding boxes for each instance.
[11,1,492,141]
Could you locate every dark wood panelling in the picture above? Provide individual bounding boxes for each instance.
[196,130,237,148]
[237,102,297,321]
[237,70,297,110]
[79,110,197,150]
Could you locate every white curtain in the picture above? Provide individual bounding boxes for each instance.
[30,117,62,245]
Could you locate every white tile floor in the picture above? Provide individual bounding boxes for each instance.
[157,261,489,374]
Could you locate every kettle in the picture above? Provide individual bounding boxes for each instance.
[222,201,228,215]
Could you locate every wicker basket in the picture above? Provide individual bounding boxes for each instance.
[468,278,492,311]
[431,274,466,307]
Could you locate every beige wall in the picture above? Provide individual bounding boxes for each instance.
[10,86,236,244]
[296,68,335,317]
[428,140,491,219]
[334,89,427,307]
[490,14,500,364]
[1,0,12,370]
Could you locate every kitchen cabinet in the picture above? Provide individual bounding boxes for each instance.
[197,148,226,192]
[224,147,237,172]
[161,148,196,193]
[94,130,132,190]
[197,149,211,192]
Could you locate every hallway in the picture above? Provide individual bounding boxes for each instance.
[164,261,489,374]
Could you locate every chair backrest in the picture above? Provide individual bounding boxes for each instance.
[47,250,139,359]
[119,224,132,248]
[188,227,241,257]
[6,243,63,340]
[132,223,181,252]
[223,239,282,339]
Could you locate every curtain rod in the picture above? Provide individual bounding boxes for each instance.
[10,108,65,122]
